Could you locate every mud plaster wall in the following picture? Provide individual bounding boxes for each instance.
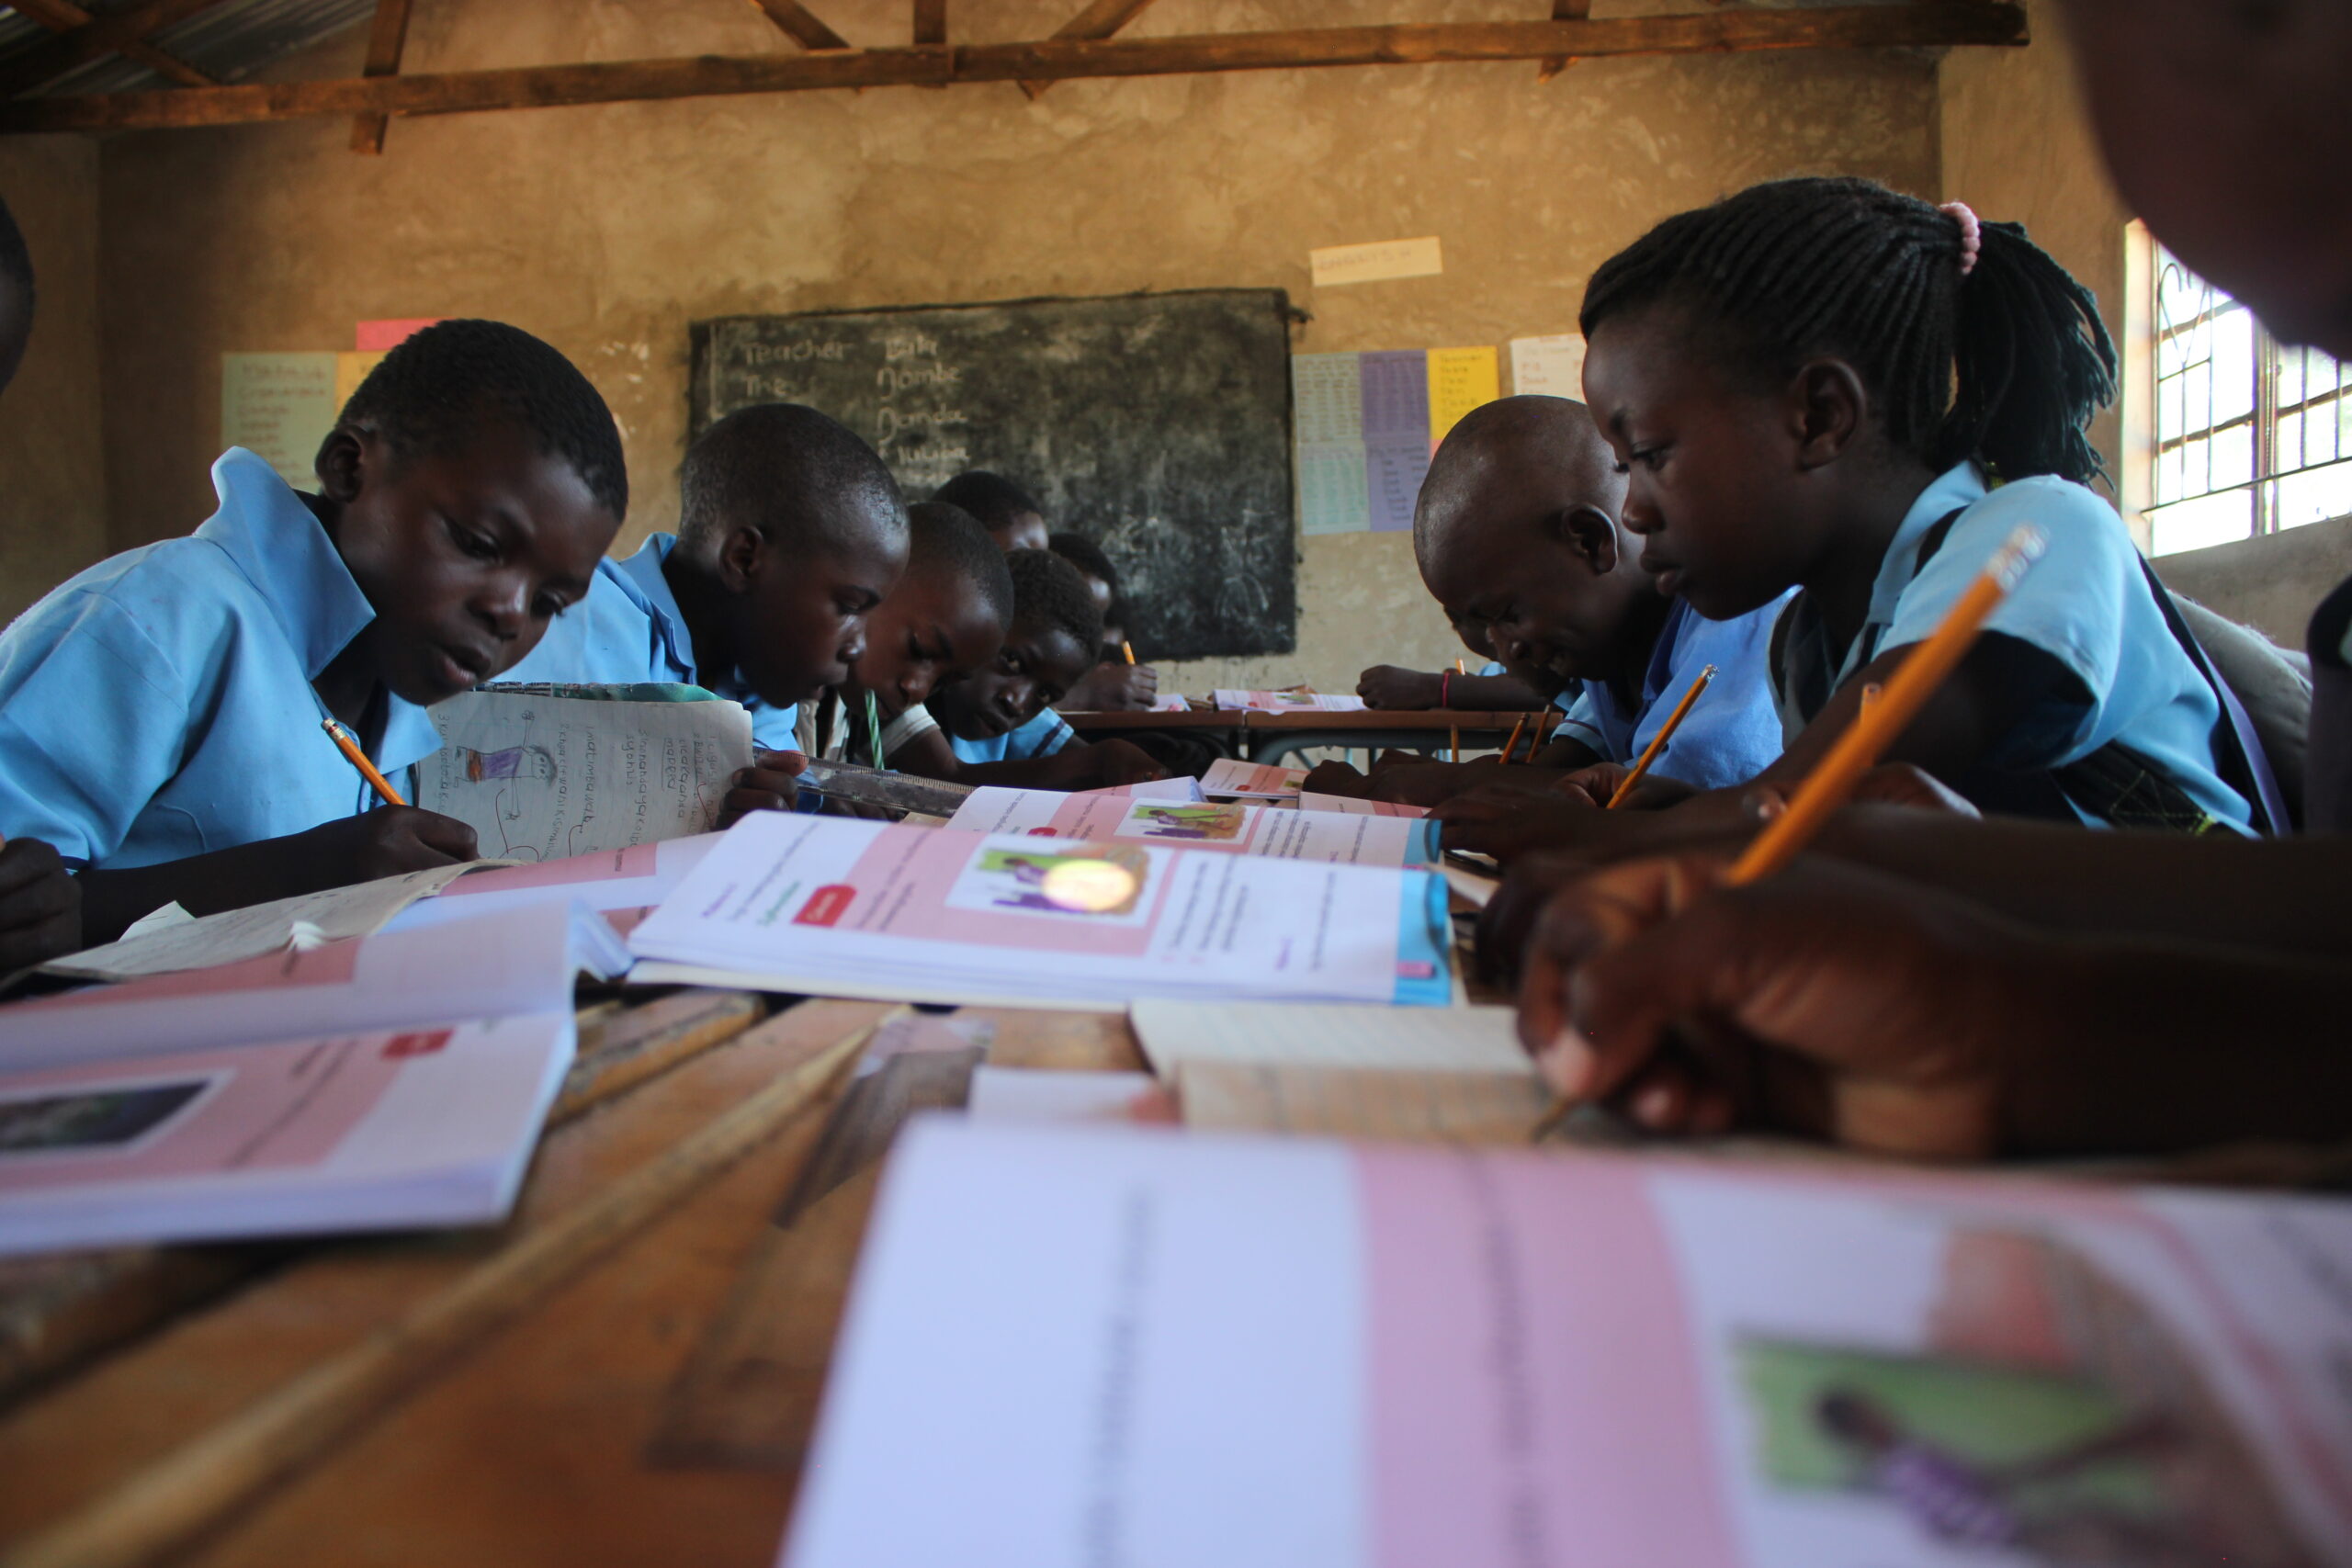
[84,0,1959,694]
[0,135,106,626]
[1939,0,2131,511]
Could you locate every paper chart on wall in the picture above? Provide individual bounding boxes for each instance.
[220,353,339,491]
[1509,332,1587,399]
[416,689,754,863]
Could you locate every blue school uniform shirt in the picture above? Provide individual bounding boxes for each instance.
[947,709,1076,765]
[1553,595,1791,790]
[1770,462,2250,831]
[0,447,444,870]
[500,532,802,751]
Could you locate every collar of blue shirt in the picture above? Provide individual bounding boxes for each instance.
[610,531,779,715]
[1864,461,1990,632]
[198,447,443,773]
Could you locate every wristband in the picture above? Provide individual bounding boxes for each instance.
[1440,671,1453,708]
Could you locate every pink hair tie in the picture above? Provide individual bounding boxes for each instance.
[1939,200,1983,276]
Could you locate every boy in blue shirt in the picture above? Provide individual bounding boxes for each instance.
[913,548,1163,787]
[1310,395,1787,808]
[0,319,626,944]
[503,402,910,819]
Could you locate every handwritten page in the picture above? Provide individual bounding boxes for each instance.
[787,1120,2352,1568]
[1178,1061,1547,1143]
[416,689,753,863]
[47,862,494,981]
[1128,998,1526,1077]
[220,353,339,490]
[1425,345,1499,451]
[1360,350,1431,533]
[1509,332,1587,398]
[945,786,1437,866]
[1294,352,1372,536]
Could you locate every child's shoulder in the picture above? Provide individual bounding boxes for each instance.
[1938,471,2135,579]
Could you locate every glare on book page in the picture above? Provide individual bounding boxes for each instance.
[1041,857,1138,914]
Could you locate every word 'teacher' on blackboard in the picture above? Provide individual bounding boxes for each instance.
[689,290,1297,662]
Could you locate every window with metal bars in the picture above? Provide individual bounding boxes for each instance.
[2151,244,2352,555]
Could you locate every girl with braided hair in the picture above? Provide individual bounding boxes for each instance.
[1572,175,2256,835]
[1443,177,2260,872]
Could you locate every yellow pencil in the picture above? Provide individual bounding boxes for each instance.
[1122,640,1136,665]
[1498,713,1530,765]
[322,717,408,808]
[1450,659,1465,761]
[1533,525,2043,1141]
[1727,525,2041,886]
[1604,664,1716,808]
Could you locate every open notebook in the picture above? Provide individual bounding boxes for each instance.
[786,1120,2352,1568]
[627,813,1453,1010]
[0,903,624,1255]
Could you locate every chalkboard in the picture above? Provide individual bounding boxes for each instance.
[690,289,1298,660]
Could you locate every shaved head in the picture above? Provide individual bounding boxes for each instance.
[1414,395,1624,570]
[1409,394,1657,694]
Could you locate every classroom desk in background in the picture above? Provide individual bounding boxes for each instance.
[1063,707,1536,765]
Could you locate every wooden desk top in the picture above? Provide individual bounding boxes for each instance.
[0,994,1139,1568]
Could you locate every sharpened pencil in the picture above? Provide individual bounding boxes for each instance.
[1604,664,1716,809]
[322,718,407,808]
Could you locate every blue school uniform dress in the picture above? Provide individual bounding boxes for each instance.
[0,447,443,870]
[1770,463,2252,832]
[501,533,803,751]
[947,709,1075,766]
[1553,596,1791,791]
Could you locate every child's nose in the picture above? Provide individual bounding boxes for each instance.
[838,626,868,668]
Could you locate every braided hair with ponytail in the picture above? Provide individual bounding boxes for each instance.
[1579,176,2116,487]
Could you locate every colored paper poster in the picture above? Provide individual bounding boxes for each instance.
[355,318,442,352]
[1359,350,1430,534]
[1293,352,1371,536]
[334,350,383,410]
[220,353,339,490]
[1426,345,1499,452]
[1510,332,1587,399]
[1308,235,1443,288]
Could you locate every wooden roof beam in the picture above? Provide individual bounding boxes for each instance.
[0,0,232,99]
[348,0,414,154]
[3,0,215,87]
[0,6,2031,135]
[1022,0,1162,101]
[747,0,850,52]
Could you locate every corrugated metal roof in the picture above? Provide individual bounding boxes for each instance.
[0,0,374,98]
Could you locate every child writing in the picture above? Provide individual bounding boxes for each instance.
[0,319,626,944]
[1312,396,1789,807]
[502,402,909,820]
[1504,6,2352,1158]
[1441,175,2258,865]
[0,191,79,968]
[810,502,1012,766]
[1046,531,1159,713]
[906,547,1167,787]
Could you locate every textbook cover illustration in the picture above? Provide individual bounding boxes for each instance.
[786,1124,2352,1568]
[945,786,1439,867]
[628,813,1454,1009]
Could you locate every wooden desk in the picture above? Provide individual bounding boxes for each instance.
[0,993,1137,1568]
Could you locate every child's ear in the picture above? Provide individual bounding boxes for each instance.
[313,428,368,502]
[715,524,767,592]
[1555,508,1623,575]
[1788,359,1870,468]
